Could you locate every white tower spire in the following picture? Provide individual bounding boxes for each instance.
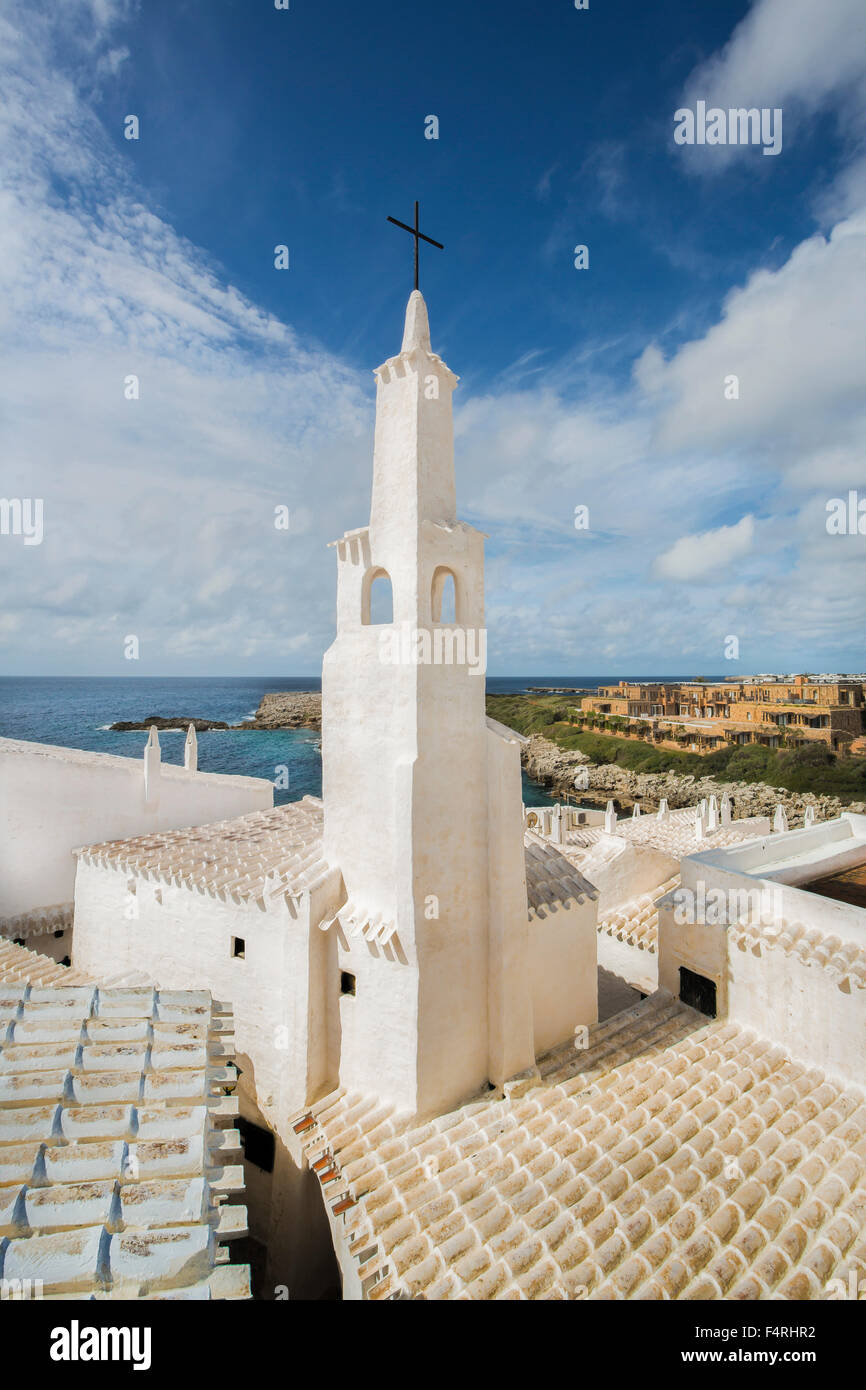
[321,290,533,1114]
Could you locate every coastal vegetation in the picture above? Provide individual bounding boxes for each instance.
[486,693,866,801]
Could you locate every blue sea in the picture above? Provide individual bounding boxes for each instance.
[0,676,706,809]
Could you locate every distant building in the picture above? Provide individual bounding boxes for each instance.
[581,675,866,753]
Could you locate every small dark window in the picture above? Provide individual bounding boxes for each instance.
[232,937,245,960]
[340,971,356,996]
[13,938,25,947]
[679,967,716,1017]
[237,1117,275,1173]
[59,956,71,968]
[54,929,65,939]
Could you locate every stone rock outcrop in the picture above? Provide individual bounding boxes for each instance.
[111,693,323,734]
[111,715,230,731]
[523,734,866,827]
[238,693,321,731]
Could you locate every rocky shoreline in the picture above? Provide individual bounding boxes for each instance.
[108,706,863,823]
[111,691,322,734]
[522,734,866,826]
[111,716,230,732]
[239,692,321,731]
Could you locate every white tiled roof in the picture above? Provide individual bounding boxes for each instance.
[0,940,92,988]
[523,832,597,921]
[317,895,399,950]
[565,810,768,859]
[597,876,681,955]
[0,903,74,942]
[294,991,866,1300]
[0,984,250,1299]
[75,797,330,907]
[612,813,770,858]
[729,919,866,992]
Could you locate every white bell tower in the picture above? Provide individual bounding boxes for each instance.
[321,291,529,1115]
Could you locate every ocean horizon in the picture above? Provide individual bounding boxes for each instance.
[0,674,711,808]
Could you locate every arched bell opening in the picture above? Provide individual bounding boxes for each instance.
[361,568,394,625]
[431,566,459,624]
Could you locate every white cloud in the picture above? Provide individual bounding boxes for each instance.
[0,0,864,680]
[635,210,866,469]
[686,0,866,109]
[679,0,866,178]
[655,515,756,581]
[0,1,373,674]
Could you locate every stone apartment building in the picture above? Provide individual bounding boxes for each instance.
[581,676,866,754]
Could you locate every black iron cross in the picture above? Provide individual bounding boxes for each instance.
[387,201,444,292]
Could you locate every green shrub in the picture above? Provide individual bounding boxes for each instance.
[724,744,775,782]
[485,694,866,804]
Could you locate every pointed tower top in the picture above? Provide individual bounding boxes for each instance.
[401,290,432,354]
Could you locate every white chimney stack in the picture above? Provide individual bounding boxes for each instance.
[184,723,198,773]
[144,726,161,807]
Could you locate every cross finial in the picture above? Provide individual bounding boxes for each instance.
[387,200,444,292]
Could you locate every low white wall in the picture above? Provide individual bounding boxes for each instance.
[657,900,729,1011]
[578,837,679,916]
[659,855,866,1087]
[0,736,273,917]
[72,859,333,1117]
[688,813,866,886]
[530,899,597,1055]
[726,915,864,1084]
[597,931,657,996]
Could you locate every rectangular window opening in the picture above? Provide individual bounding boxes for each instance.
[340,970,356,997]
[232,936,245,960]
[679,966,717,1018]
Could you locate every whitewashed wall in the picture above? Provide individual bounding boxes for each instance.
[597,932,657,996]
[579,837,679,917]
[72,857,342,1298]
[530,899,598,1055]
[0,736,273,917]
[72,860,340,1116]
[658,837,866,1087]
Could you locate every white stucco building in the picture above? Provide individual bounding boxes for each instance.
[6,290,864,1303]
[66,291,599,1293]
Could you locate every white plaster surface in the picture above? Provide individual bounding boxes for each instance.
[0,736,273,917]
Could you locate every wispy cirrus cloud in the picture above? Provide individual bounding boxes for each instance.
[0,0,373,674]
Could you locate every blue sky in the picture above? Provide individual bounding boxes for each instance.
[99,0,819,382]
[2,0,865,675]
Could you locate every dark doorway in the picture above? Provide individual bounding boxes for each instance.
[237,1116,275,1173]
[679,966,717,1017]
